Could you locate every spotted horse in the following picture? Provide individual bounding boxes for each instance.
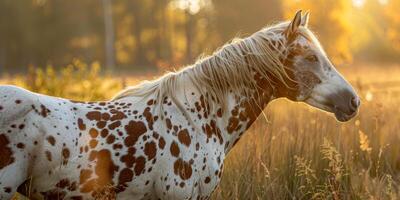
[0,11,359,200]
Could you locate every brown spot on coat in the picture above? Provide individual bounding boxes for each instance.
[110,110,126,121]
[0,134,15,169]
[77,118,86,131]
[40,104,50,117]
[56,179,71,189]
[80,150,118,194]
[144,141,157,160]
[41,189,66,200]
[227,117,239,134]
[217,108,223,117]
[202,120,223,144]
[108,121,121,130]
[158,137,166,149]
[165,118,172,130]
[143,107,154,130]
[170,141,180,157]
[18,124,25,129]
[100,129,109,138]
[101,113,110,121]
[86,111,102,121]
[124,121,147,146]
[106,134,116,144]
[205,177,211,183]
[16,143,25,149]
[3,187,11,193]
[89,140,98,149]
[121,147,136,168]
[62,148,70,165]
[173,158,192,180]
[89,128,99,138]
[113,144,123,150]
[45,151,52,161]
[134,156,146,175]
[118,168,133,191]
[96,121,107,129]
[46,136,56,146]
[178,129,191,147]
[79,169,92,184]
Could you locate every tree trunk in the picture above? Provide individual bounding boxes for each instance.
[102,0,115,70]
[185,11,195,63]
[131,1,148,66]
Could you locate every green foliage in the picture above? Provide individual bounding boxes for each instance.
[11,60,122,101]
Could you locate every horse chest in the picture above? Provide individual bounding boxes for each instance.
[153,131,225,199]
[193,143,225,193]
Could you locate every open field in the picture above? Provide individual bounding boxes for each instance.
[3,62,400,199]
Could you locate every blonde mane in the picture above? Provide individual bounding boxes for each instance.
[113,22,309,121]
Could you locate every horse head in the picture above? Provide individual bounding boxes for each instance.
[261,11,360,122]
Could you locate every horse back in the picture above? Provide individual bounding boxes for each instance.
[0,85,39,127]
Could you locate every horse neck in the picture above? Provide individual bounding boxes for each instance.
[221,75,275,153]
[183,70,276,154]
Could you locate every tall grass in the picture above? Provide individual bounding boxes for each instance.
[3,63,400,199]
[212,99,400,199]
[212,64,400,199]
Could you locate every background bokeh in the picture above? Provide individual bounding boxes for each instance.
[3,0,400,199]
[0,0,399,73]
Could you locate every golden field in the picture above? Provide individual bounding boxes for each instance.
[3,62,400,200]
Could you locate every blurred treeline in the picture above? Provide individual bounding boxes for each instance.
[0,0,399,72]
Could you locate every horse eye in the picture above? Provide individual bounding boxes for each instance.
[306,55,318,62]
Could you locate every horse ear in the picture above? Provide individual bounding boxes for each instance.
[286,10,302,38]
[301,11,310,27]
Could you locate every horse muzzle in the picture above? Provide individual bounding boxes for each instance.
[305,87,360,122]
[331,90,360,122]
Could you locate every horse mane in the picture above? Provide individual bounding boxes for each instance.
[113,22,309,121]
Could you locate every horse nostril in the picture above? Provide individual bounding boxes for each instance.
[350,97,359,112]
